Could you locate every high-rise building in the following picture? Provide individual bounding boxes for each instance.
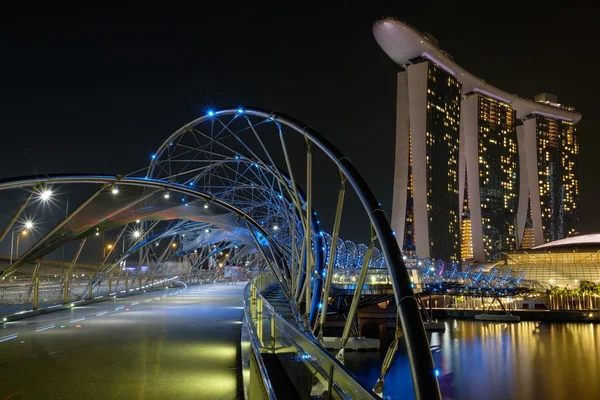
[392,59,461,262]
[374,18,582,262]
[460,93,519,260]
[516,100,580,246]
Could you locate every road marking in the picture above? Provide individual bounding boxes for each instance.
[70,317,85,323]
[0,333,18,343]
[115,306,125,311]
[131,302,139,306]
[36,324,55,332]
[96,311,108,316]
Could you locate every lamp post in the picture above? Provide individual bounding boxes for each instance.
[11,223,33,265]
[104,243,114,258]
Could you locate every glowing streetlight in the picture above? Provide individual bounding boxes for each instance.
[135,219,140,223]
[95,232,100,236]
[163,191,170,199]
[111,185,119,195]
[203,203,209,209]
[106,244,113,250]
[273,225,279,231]
[205,229,210,233]
[133,230,141,238]
[171,243,177,248]
[24,221,34,230]
[39,188,53,201]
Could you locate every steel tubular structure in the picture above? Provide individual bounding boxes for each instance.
[0,107,443,399]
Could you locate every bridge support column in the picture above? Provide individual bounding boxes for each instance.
[32,275,39,311]
[125,271,129,292]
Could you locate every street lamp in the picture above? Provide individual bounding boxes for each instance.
[39,188,53,201]
[111,185,119,195]
[104,243,114,258]
[24,221,33,230]
[163,191,170,199]
[13,228,30,263]
[133,230,141,238]
[171,242,177,248]
[273,225,279,231]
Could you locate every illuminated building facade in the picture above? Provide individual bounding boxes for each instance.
[375,18,582,262]
[504,234,600,288]
[460,93,519,260]
[392,59,461,261]
[533,110,579,242]
[516,94,580,248]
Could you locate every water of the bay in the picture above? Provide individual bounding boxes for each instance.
[343,320,600,400]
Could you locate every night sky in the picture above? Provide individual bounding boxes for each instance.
[1,1,598,239]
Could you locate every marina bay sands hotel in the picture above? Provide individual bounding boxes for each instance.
[374,18,582,262]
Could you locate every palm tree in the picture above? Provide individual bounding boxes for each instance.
[579,281,597,310]
[549,286,559,310]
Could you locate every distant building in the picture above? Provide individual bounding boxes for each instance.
[374,18,582,262]
[392,59,461,261]
[517,109,579,246]
[461,93,519,260]
[504,234,600,288]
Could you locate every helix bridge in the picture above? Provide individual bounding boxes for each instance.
[0,107,538,399]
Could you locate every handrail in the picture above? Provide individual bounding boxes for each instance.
[245,273,379,399]
[243,282,277,400]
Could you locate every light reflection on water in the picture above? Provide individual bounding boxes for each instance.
[344,320,600,400]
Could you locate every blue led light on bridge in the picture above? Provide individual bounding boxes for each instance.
[435,369,440,377]
[207,110,215,117]
[237,107,244,114]
[151,154,156,160]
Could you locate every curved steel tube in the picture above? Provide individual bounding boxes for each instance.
[149,108,441,399]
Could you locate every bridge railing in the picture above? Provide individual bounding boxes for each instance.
[243,272,378,399]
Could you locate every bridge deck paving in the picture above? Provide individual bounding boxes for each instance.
[0,282,245,400]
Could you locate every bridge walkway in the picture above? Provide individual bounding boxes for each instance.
[0,282,245,400]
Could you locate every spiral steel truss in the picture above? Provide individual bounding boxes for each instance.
[0,107,442,400]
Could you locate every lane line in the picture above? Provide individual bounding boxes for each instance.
[0,333,18,343]
[36,324,55,332]
[70,317,85,323]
